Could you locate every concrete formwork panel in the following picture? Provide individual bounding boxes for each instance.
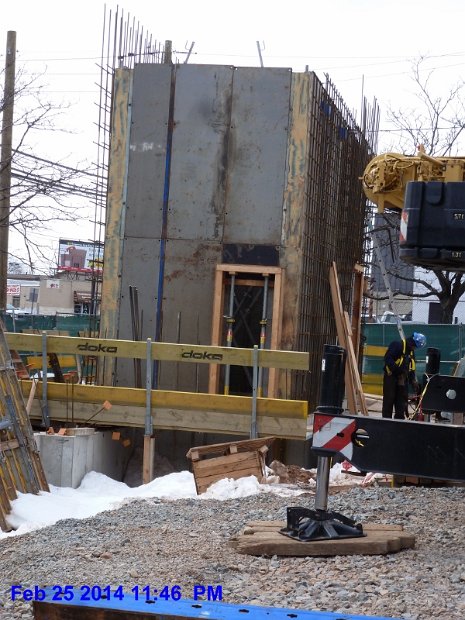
[115,237,160,387]
[168,65,234,241]
[157,239,223,392]
[115,236,222,392]
[117,237,160,341]
[224,67,292,245]
[125,64,172,239]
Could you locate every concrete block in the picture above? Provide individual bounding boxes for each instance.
[34,430,130,488]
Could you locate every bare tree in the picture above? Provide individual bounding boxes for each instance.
[373,56,465,323]
[7,260,24,274]
[1,66,96,273]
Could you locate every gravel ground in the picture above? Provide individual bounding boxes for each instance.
[0,484,464,620]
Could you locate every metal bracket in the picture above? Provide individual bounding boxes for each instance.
[0,417,11,431]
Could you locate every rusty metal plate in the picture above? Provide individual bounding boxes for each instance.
[167,64,234,241]
[125,64,172,239]
[115,237,160,387]
[157,239,223,392]
[224,67,292,245]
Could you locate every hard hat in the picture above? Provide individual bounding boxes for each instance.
[412,332,427,348]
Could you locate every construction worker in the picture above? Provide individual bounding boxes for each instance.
[382,332,427,419]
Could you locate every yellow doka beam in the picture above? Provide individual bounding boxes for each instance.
[6,333,309,370]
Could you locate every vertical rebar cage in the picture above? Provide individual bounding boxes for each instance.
[289,75,377,407]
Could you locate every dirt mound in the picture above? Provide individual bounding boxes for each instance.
[268,460,315,485]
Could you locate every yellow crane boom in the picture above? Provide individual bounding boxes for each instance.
[362,149,465,211]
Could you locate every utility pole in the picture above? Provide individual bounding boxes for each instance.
[0,31,16,310]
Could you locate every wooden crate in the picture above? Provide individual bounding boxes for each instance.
[187,437,275,495]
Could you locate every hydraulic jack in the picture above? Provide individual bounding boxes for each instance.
[281,344,364,542]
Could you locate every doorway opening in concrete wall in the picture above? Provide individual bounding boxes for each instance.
[208,264,283,397]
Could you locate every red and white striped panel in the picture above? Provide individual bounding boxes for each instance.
[312,414,356,460]
[399,209,408,244]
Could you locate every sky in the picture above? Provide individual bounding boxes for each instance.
[0,462,374,540]
[2,0,465,269]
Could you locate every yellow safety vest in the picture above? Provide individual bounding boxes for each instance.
[386,339,415,376]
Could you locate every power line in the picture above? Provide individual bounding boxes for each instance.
[377,125,465,133]
[15,150,99,178]
[7,48,465,68]
[11,169,98,200]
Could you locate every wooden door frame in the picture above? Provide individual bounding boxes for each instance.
[208,264,283,397]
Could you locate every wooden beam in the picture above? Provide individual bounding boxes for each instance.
[28,401,308,440]
[215,264,282,275]
[208,266,225,393]
[343,311,368,416]
[268,268,284,398]
[329,262,357,413]
[142,436,155,484]
[20,380,307,419]
[99,67,133,385]
[351,263,365,361]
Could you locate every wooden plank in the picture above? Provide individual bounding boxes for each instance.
[0,472,12,517]
[215,264,282,275]
[231,522,415,556]
[197,467,263,494]
[193,451,260,476]
[329,262,357,413]
[198,463,262,484]
[34,600,158,620]
[0,439,19,451]
[279,72,311,378]
[0,458,17,501]
[351,264,365,361]
[25,377,37,415]
[343,311,368,416]
[186,436,275,459]
[245,520,405,531]
[0,503,9,533]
